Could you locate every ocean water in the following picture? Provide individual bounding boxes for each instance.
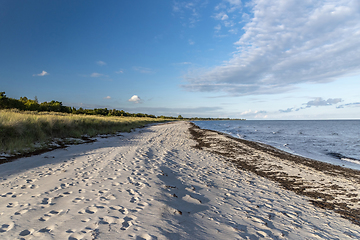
[193,120,360,171]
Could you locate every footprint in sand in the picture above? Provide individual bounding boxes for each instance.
[83,206,98,214]
[134,202,149,212]
[121,216,137,230]
[130,196,140,203]
[39,209,63,221]
[0,222,14,233]
[15,209,29,215]
[1,192,14,198]
[68,232,86,240]
[72,197,85,203]
[98,189,109,194]
[37,225,53,233]
[127,189,137,196]
[109,205,128,215]
[136,233,152,240]
[6,202,18,208]
[100,194,116,202]
[19,228,34,237]
[98,216,121,225]
[41,197,53,206]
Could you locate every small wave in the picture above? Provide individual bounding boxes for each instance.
[326,152,360,163]
[236,134,245,139]
[341,158,360,165]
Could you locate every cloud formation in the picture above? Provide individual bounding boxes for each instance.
[337,102,360,108]
[133,67,155,74]
[96,61,106,66]
[279,97,343,113]
[306,98,343,107]
[128,95,141,103]
[239,109,268,118]
[172,1,207,28]
[33,70,49,76]
[91,73,104,77]
[183,0,360,96]
[104,96,111,99]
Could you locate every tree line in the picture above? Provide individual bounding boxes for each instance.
[0,92,244,120]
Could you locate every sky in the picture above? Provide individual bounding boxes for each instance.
[1,0,359,119]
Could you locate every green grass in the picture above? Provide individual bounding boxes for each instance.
[0,109,171,154]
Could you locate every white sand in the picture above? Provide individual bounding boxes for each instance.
[0,121,359,239]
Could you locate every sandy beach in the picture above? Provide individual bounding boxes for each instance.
[0,121,360,239]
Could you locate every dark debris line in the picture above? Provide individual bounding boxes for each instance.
[189,122,360,226]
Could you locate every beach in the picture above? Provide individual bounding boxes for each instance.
[0,121,359,239]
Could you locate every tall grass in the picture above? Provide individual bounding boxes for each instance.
[0,109,170,153]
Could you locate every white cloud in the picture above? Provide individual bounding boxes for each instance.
[133,67,155,74]
[115,69,124,74]
[306,97,343,107]
[184,0,360,96]
[214,24,222,32]
[33,70,49,76]
[188,39,195,45]
[173,62,192,65]
[96,61,107,66]
[128,95,141,103]
[172,1,208,28]
[226,0,242,6]
[337,102,360,108]
[91,73,104,77]
[279,97,343,113]
[239,109,268,118]
[214,12,229,20]
[104,96,111,99]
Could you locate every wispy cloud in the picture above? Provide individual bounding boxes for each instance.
[91,73,105,77]
[188,39,195,45]
[306,98,343,107]
[33,70,49,76]
[239,109,267,118]
[213,0,243,35]
[337,102,360,109]
[115,69,124,74]
[128,95,141,103]
[133,66,155,74]
[104,96,111,99]
[96,61,107,66]
[173,62,192,66]
[279,108,293,113]
[279,97,343,113]
[184,0,360,96]
[173,1,208,28]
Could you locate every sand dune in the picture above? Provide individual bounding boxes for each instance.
[0,121,359,239]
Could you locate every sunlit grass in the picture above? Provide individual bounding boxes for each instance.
[0,109,170,153]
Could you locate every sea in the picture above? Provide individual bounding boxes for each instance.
[193,120,360,171]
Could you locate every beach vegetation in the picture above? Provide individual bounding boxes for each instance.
[0,109,169,154]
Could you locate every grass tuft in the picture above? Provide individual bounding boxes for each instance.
[0,109,170,154]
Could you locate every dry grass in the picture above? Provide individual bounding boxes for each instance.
[0,109,170,153]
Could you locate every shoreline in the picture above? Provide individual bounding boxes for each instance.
[189,122,360,226]
[0,121,359,239]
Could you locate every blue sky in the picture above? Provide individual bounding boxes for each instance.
[1,0,359,119]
